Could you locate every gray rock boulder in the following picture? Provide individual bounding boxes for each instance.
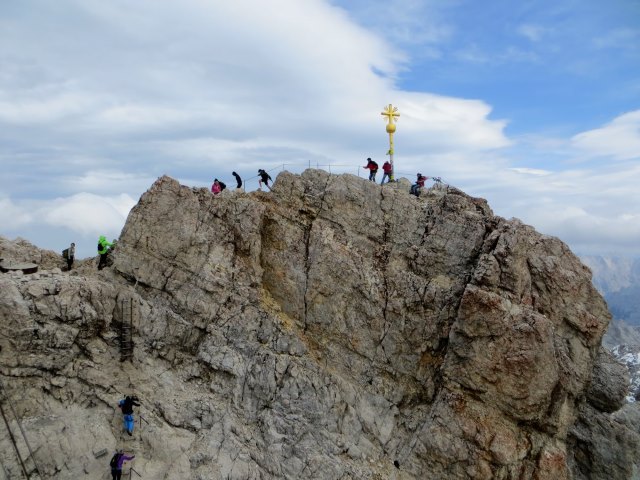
[0,170,637,479]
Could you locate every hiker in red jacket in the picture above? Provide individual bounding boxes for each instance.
[211,179,221,195]
[363,158,378,182]
[380,161,393,185]
[410,173,429,196]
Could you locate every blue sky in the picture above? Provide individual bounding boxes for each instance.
[1,0,639,259]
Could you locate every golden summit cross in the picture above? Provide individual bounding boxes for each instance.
[381,104,400,126]
[381,104,400,180]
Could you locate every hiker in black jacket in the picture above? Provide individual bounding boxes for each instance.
[258,169,272,190]
[118,395,140,436]
[232,171,242,190]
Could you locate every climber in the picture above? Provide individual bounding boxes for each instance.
[380,160,393,185]
[97,236,113,270]
[118,395,140,436]
[363,158,378,182]
[410,173,429,197]
[211,179,222,195]
[258,169,272,191]
[110,449,135,480]
[232,171,243,190]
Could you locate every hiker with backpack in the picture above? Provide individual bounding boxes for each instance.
[211,179,226,195]
[380,161,393,185]
[62,242,75,271]
[363,158,378,182]
[97,236,113,270]
[118,395,140,436]
[110,450,135,480]
[258,169,272,190]
[410,173,429,197]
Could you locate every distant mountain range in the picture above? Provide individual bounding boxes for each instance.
[582,255,640,399]
[582,256,640,331]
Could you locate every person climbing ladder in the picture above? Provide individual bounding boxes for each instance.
[118,395,140,436]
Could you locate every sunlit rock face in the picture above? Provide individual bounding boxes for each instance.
[1,170,637,479]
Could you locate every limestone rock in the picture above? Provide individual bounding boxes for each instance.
[0,170,638,479]
[0,236,64,271]
[586,347,629,413]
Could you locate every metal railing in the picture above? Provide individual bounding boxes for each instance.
[225,161,451,192]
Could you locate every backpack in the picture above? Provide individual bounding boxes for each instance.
[370,161,378,169]
[62,248,69,259]
[219,181,226,191]
[110,453,121,468]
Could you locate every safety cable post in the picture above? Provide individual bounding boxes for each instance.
[220,161,449,191]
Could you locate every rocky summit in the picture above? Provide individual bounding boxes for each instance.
[1,170,639,479]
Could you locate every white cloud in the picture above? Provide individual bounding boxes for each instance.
[43,193,136,235]
[0,92,97,125]
[516,24,546,42]
[61,170,157,195]
[0,197,33,228]
[0,0,638,258]
[572,110,640,160]
[395,94,510,151]
[0,0,508,163]
[1,193,136,238]
[524,206,640,255]
[509,167,552,176]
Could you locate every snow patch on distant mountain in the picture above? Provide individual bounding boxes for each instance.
[584,255,640,403]
[611,345,640,402]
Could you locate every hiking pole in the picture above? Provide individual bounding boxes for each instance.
[129,466,142,478]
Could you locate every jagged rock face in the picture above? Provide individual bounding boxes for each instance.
[0,170,637,479]
[0,236,64,271]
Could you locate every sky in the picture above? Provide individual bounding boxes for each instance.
[1,0,639,259]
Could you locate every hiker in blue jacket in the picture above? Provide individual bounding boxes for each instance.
[118,395,140,436]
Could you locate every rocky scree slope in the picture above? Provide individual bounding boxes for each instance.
[0,170,638,479]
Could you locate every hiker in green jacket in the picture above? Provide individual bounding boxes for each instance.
[97,235,114,270]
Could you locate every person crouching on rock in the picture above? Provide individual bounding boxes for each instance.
[110,449,135,480]
[410,173,429,197]
[211,179,221,195]
[118,395,140,436]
